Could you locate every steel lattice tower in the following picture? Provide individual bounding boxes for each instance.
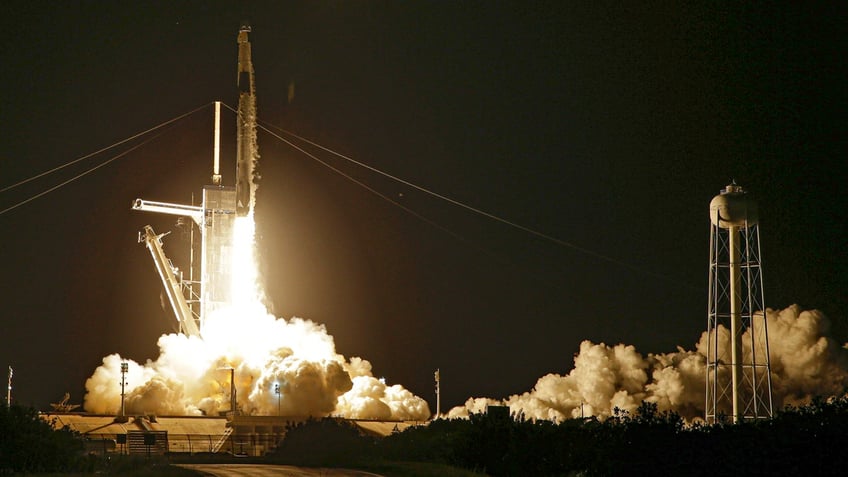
[706,183,773,424]
[132,25,259,336]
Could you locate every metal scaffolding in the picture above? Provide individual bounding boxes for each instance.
[705,183,773,424]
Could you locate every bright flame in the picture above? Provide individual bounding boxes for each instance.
[84,212,430,420]
[230,214,260,306]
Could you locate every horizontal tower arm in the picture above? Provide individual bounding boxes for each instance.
[132,198,203,226]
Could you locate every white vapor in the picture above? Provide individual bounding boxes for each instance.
[448,305,848,421]
[84,309,430,420]
[84,215,430,420]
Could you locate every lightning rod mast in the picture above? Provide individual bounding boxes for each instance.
[6,366,12,407]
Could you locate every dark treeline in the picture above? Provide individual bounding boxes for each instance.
[3,398,848,475]
[273,397,848,476]
[0,404,84,473]
[0,404,195,476]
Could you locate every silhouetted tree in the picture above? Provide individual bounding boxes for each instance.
[265,396,848,476]
[0,404,84,473]
[269,418,376,466]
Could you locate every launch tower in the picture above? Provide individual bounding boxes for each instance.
[705,183,773,424]
[132,25,259,336]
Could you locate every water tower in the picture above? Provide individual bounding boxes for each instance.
[705,183,773,424]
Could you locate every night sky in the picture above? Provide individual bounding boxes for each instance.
[1,2,845,412]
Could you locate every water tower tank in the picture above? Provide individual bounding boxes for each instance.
[709,183,758,228]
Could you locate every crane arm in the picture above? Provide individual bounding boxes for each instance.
[139,225,201,337]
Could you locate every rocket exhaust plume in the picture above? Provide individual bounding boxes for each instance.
[89,25,430,420]
[448,305,848,421]
[84,213,430,420]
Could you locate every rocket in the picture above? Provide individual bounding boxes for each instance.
[235,23,258,216]
[132,24,262,335]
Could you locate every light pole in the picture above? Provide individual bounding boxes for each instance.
[274,383,280,416]
[120,362,128,420]
[6,366,12,407]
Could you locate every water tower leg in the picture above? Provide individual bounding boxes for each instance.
[729,226,743,423]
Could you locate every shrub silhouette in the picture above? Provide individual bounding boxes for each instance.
[0,404,84,473]
[270,418,376,466]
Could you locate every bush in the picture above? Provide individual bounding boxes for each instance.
[269,418,377,466]
[0,404,85,473]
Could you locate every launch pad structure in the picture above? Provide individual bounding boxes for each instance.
[132,23,259,338]
[41,25,428,457]
[44,412,421,457]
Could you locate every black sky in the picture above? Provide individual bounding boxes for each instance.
[1,1,845,412]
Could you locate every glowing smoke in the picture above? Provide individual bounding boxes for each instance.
[84,215,430,420]
[448,305,848,421]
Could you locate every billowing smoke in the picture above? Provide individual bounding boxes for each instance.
[84,309,430,419]
[84,215,430,420]
[448,305,848,421]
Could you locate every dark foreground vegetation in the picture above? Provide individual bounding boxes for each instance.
[272,398,848,476]
[4,397,848,476]
[0,404,83,474]
[0,404,199,476]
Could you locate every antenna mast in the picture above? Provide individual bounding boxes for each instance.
[6,366,12,407]
[119,362,128,421]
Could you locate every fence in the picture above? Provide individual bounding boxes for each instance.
[84,431,284,457]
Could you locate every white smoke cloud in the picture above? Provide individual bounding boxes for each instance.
[762,306,848,406]
[447,397,503,419]
[644,347,704,417]
[448,305,848,421]
[84,123,436,421]
[84,303,430,420]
